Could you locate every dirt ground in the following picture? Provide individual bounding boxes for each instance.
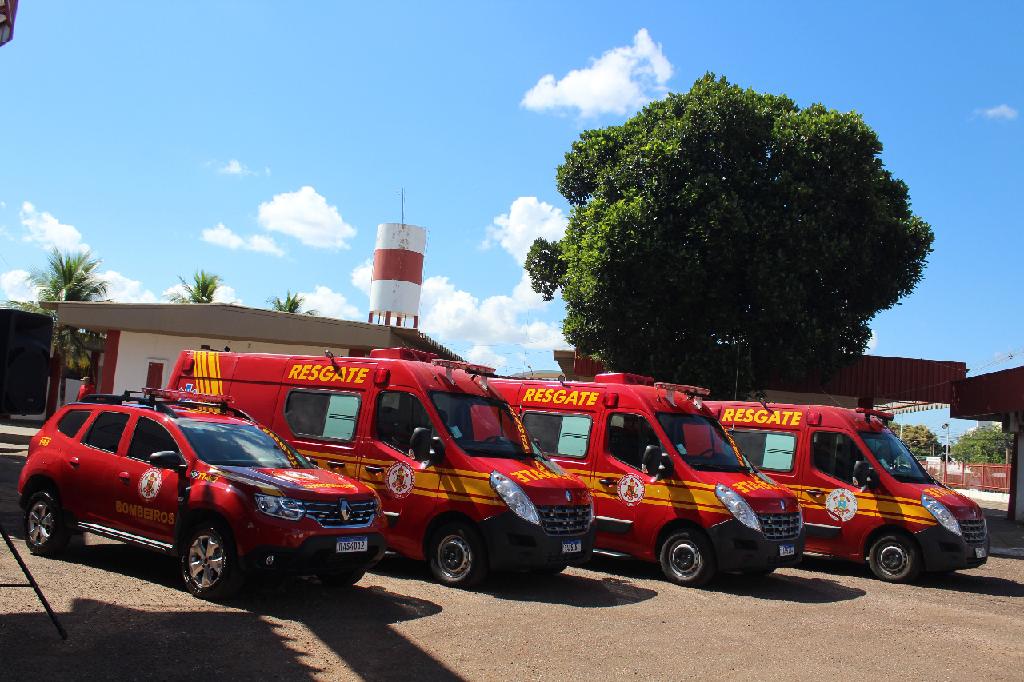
[1,449,1022,681]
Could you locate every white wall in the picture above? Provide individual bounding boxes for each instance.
[111,331,350,394]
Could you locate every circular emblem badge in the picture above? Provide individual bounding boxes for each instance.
[617,473,645,507]
[276,471,318,483]
[386,462,415,499]
[138,468,163,501]
[825,488,859,523]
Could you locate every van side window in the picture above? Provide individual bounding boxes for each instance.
[522,412,592,459]
[605,413,661,470]
[811,431,864,484]
[376,392,433,452]
[57,409,90,439]
[285,390,361,442]
[731,430,796,472]
[83,412,130,453]
[127,417,179,462]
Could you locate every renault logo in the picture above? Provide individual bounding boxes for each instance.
[565,490,572,503]
[339,500,352,522]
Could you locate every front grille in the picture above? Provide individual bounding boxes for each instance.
[538,505,590,536]
[960,518,987,544]
[758,512,801,540]
[305,498,377,528]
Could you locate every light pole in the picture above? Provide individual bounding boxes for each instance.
[941,422,950,485]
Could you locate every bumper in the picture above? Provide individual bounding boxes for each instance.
[915,525,989,572]
[707,519,805,573]
[241,532,387,575]
[480,511,595,571]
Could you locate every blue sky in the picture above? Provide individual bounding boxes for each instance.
[1,2,1021,436]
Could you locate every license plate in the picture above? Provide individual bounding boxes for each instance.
[975,546,987,559]
[561,539,582,554]
[779,543,795,557]
[336,536,368,553]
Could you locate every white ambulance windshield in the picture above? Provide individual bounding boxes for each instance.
[656,413,746,471]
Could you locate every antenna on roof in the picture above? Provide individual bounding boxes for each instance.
[400,187,405,225]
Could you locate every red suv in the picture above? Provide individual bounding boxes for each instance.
[17,389,386,600]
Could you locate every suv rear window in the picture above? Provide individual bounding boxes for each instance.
[83,412,130,453]
[56,409,90,438]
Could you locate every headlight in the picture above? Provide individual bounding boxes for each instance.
[715,483,761,531]
[922,493,961,536]
[254,493,305,521]
[489,472,540,525]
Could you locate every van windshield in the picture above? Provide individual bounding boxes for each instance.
[430,392,532,458]
[656,413,746,471]
[180,421,312,469]
[860,430,931,483]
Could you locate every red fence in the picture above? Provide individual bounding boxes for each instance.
[923,462,1011,493]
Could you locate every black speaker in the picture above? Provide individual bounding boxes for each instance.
[0,309,53,415]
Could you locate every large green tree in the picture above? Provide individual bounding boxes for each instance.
[527,74,934,397]
[895,424,940,459]
[952,425,1012,464]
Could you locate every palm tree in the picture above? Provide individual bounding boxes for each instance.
[167,270,221,304]
[267,290,318,316]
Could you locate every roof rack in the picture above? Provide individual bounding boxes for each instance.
[79,388,253,422]
[654,382,711,409]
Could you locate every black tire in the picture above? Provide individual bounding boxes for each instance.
[24,490,71,557]
[659,529,717,587]
[427,521,488,588]
[868,532,922,583]
[318,569,366,587]
[180,521,246,601]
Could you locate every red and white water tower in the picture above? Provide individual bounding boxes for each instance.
[368,223,426,328]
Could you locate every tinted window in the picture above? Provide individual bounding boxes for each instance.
[179,421,311,469]
[431,393,532,458]
[523,412,592,458]
[56,409,90,438]
[811,431,864,484]
[731,430,796,472]
[83,412,130,453]
[127,417,179,461]
[657,413,744,471]
[606,413,661,470]
[376,392,434,452]
[285,390,360,442]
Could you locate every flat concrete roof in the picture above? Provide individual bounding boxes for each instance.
[41,301,461,360]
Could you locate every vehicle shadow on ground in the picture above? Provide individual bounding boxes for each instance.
[585,556,866,603]
[372,555,658,607]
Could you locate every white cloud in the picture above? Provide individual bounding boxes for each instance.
[419,272,566,350]
[1,269,37,301]
[867,329,878,354]
[522,29,673,117]
[466,345,508,372]
[297,285,360,320]
[483,197,568,265]
[350,258,373,296]
[201,223,285,257]
[218,159,255,176]
[20,202,89,252]
[257,186,356,249]
[976,104,1018,120]
[98,270,157,303]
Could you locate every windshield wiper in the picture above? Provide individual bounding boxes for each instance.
[689,462,746,472]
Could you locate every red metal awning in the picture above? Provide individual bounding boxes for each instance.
[952,365,1024,420]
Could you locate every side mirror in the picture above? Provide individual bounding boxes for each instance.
[853,460,878,489]
[430,436,446,464]
[409,427,432,461]
[642,445,673,480]
[150,450,186,470]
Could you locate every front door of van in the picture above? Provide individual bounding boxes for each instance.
[361,390,439,557]
[799,429,867,558]
[591,412,664,557]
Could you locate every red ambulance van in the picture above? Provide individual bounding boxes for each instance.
[167,349,595,587]
[710,401,989,582]
[492,374,804,586]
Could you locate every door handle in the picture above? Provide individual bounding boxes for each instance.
[68,457,80,468]
[807,488,825,497]
[118,471,130,482]
[365,466,384,475]
[599,478,617,486]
